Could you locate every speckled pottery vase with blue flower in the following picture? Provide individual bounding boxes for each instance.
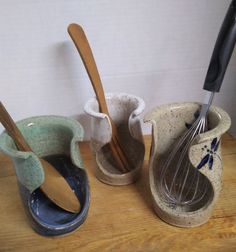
[0,116,90,236]
[84,93,145,185]
[144,103,231,227]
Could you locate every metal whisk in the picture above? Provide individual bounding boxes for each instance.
[159,0,236,208]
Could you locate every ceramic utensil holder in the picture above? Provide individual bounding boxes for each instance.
[144,102,231,227]
[0,115,90,236]
[84,93,145,185]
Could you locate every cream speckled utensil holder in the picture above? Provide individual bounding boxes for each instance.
[144,102,231,227]
[84,93,145,185]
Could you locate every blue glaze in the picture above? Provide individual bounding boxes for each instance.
[197,138,221,170]
[19,154,90,236]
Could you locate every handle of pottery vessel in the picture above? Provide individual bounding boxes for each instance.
[0,102,32,152]
[70,137,85,169]
[204,0,236,92]
[67,23,109,115]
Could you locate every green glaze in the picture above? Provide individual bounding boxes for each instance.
[0,115,84,192]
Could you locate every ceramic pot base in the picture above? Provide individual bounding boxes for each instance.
[26,154,89,236]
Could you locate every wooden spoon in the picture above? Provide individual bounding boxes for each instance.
[0,101,81,213]
[68,23,130,173]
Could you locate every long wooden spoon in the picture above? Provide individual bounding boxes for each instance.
[68,23,130,173]
[0,101,81,213]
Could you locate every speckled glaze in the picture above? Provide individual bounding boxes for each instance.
[84,93,145,185]
[0,116,90,236]
[144,103,231,227]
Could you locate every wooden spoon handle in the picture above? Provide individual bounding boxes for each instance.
[0,102,32,152]
[68,24,109,115]
[68,23,131,172]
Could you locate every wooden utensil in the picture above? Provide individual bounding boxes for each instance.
[0,101,81,213]
[68,23,130,173]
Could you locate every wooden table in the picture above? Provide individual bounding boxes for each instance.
[0,135,235,251]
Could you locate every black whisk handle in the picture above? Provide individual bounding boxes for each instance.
[204,0,236,92]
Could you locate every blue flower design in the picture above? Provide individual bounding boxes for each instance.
[197,137,220,170]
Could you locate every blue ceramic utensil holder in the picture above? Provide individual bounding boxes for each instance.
[0,115,90,236]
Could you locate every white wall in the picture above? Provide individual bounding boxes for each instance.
[0,0,235,139]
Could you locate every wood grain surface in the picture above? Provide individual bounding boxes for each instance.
[0,134,235,252]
